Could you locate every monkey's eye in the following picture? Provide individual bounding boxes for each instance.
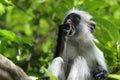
[90,23,96,29]
[72,17,80,24]
[89,22,96,33]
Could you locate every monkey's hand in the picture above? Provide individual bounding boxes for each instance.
[41,76,50,80]
[92,67,108,80]
[59,24,75,36]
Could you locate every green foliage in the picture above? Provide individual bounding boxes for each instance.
[0,29,16,41]
[0,0,120,79]
[0,3,5,15]
[42,67,58,80]
[108,74,120,80]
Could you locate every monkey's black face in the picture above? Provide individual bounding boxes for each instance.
[64,13,81,27]
[60,13,96,37]
[60,13,81,36]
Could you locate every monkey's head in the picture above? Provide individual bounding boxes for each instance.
[62,9,96,40]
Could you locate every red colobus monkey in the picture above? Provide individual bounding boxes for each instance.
[44,8,108,80]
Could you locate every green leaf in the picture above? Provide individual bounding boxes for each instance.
[4,0,12,5]
[0,0,12,5]
[0,40,7,53]
[16,37,34,52]
[93,17,120,42]
[42,38,52,53]
[17,36,34,43]
[0,29,16,41]
[42,67,58,80]
[108,74,120,80]
[40,19,49,35]
[0,3,5,15]
[82,0,106,12]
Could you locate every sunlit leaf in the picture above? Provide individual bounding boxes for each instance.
[40,0,52,3]
[108,74,120,80]
[40,19,49,35]
[0,29,16,41]
[42,38,52,53]
[0,3,5,15]
[4,0,12,5]
[74,0,84,6]
[42,67,58,80]
[93,17,120,42]
[0,0,12,6]
[113,8,120,19]
[83,0,106,12]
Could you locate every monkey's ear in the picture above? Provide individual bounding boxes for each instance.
[89,22,96,33]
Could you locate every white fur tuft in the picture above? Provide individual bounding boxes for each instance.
[67,8,92,21]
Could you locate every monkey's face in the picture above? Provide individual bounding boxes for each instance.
[62,13,80,36]
[63,10,96,38]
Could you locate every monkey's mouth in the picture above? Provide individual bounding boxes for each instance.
[63,19,76,36]
[63,24,75,36]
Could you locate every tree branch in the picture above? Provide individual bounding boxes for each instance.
[0,54,32,80]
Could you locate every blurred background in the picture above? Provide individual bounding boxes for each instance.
[0,0,120,79]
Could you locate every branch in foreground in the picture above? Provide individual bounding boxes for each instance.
[0,54,32,80]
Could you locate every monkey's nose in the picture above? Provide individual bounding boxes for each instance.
[66,19,72,24]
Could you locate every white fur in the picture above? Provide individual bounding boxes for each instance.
[67,56,91,80]
[48,9,108,80]
[66,8,92,21]
[48,57,65,80]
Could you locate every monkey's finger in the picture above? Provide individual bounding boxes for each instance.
[66,19,72,24]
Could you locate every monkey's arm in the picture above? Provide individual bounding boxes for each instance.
[93,48,108,80]
[54,24,71,58]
